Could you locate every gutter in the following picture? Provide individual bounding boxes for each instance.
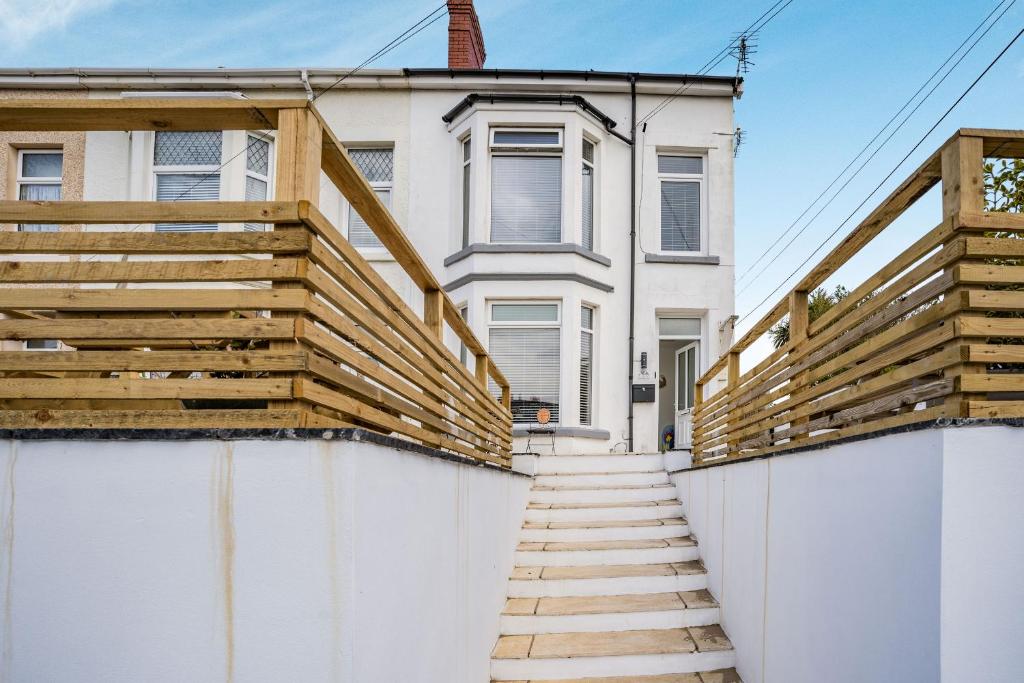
[441,93,632,144]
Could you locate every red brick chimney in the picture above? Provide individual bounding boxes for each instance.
[447,0,486,69]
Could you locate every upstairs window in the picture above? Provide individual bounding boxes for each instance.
[582,138,595,250]
[244,134,273,232]
[153,131,223,232]
[658,154,704,252]
[488,302,561,424]
[17,150,63,232]
[462,136,472,248]
[347,147,393,249]
[490,129,562,243]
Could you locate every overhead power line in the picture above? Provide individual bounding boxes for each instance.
[635,0,796,127]
[736,0,1017,293]
[737,20,1024,326]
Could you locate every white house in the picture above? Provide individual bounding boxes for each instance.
[0,1,739,454]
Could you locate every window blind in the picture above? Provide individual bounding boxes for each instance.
[582,162,594,250]
[489,327,560,424]
[660,181,700,252]
[493,130,560,146]
[580,306,594,426]
[658,155,702,174]
[244,175,268,232]
[491,303,559,322]
[349,189,391,248]
[155,173,220,232]
[491,155,562,243]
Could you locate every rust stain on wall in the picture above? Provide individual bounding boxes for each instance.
[213,444,236,683]
[2,443,18,680]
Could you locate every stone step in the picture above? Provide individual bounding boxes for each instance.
[530,483,679,504]
[536,453,666,475]
[490,626,735,680]
[526,500,685,524]
[508,561,707,598]
[515,537,697,567]
[492,668,742,682]
[521,518,689,542]
[533,471,670,488]
[500,590,720,635]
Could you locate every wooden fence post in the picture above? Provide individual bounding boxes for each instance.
[942,134,985,418]
[726,351,741,454]
[789,289,810,441]
[424,289,444,340]
[271,107,321,418]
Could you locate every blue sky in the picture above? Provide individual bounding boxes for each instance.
[3,0,1023,342]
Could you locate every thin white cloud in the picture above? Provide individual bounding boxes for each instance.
[0,0,119,49]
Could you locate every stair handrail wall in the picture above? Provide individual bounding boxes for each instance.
[693,129,1024,465]
[0,98,512,467]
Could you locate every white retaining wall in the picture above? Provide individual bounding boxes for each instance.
[671,425,1024,683]
[0,435,531,683]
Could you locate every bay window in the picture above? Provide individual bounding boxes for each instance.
[462,136,472,248]
[488,302,561,424]
[244,134,273,231]
[17,150,63,232]
[490,129,562,243]
[582,139,595,250]
[658,154,704,252]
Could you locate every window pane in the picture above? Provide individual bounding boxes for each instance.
[661,181,700,251]
[493,131,559,146]
[154,131,222,166]
[580,306,593,330]
[18,183,61,232]
[349,148,393,183]
[349,189,389,248]
[582,139,595,164]
[582,163,594,250]
[489,327,560,424]
[245,176,268,232]
[21,153,63,178]
[659,317,701,336]
[491,303,559,323]
[658,155,702,174]
[155,173,220,232]
[246,136,271,175]
[462,163,471,247]
[686,346,696,408]
[491,155,561,243]
[463,137,472,161]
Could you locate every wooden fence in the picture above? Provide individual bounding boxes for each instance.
[693,129,1024,465]
[0,99,512,466]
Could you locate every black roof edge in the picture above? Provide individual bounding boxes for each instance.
[403,67,741,87]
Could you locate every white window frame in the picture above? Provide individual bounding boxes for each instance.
[488,299,563,425]
[244,132,275,232]
[581,136,597,251]
[461,134,472,248]
[657,153,708,255]
[343,145,394,253]
[16,149,63,232]
[488,128,564,244]
[152,131,224,232]
[580,304,596,427]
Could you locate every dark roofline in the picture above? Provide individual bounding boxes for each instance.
[403,67,741,87]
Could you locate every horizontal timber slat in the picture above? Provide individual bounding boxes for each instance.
[694,129,1024,465]
[0,201,308,227]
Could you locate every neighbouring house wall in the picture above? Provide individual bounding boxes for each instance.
[671,425,1024,683]
[0,435,531,683]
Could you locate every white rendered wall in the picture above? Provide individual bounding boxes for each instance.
[0,436,530,683]
[671,425,1023,683]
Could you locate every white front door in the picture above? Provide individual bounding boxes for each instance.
[674,342,698,449]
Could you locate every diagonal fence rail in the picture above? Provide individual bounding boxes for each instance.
[693,129,1024,465]
[0,99,512,466]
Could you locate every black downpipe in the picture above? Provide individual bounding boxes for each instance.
[627,76,637,452]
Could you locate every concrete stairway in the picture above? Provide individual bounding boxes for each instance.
[491,453,740,682]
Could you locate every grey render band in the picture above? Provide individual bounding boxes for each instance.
[444,272,614,293]
[444,242,612,267]
[512,426,612,440]
[644,254,721,265]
